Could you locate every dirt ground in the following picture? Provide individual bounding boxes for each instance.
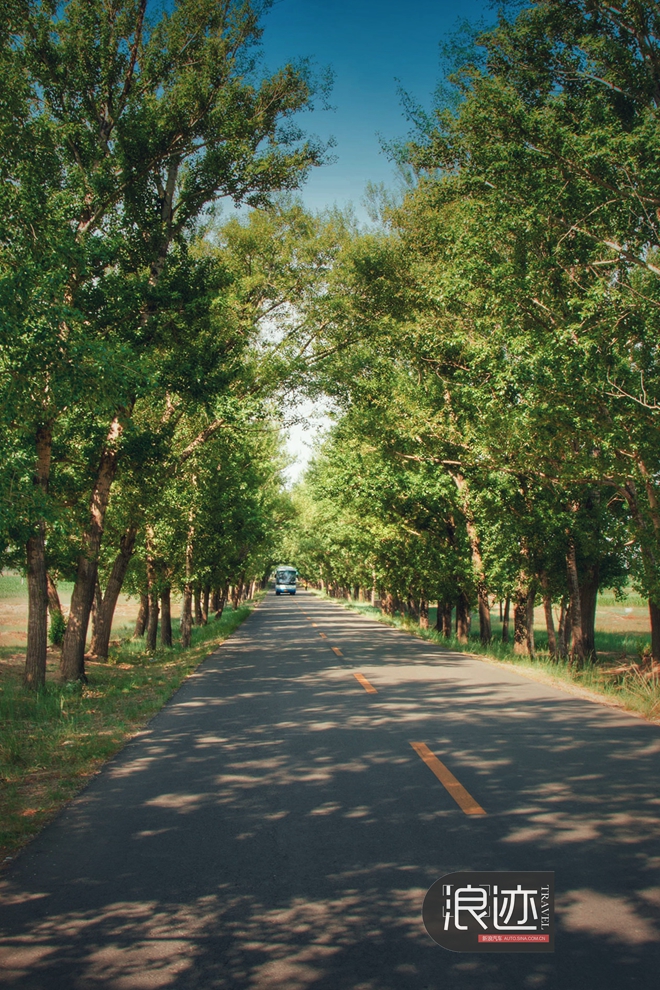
[0,582,182,650]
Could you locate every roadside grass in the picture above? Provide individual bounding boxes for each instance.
[0,603,255,867]
[310,592,660,723]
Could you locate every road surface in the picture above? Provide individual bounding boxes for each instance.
[1,591,659,989]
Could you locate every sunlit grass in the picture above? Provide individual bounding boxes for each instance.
[0,604,255,865]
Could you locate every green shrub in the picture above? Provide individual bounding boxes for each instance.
[48,610,66,646]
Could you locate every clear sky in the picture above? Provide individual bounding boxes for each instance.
[258,0,495,220]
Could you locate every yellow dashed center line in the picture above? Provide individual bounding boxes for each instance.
[319,632,327,639]
[331,646,343,656]
[353,672,377,694]
[311,622,318,627]
[409,742,487,817]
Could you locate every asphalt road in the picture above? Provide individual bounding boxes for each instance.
[1,591,659,989]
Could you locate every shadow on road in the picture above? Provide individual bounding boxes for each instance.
[1,593,659,989]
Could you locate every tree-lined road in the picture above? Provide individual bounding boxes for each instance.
[1,592,659,989]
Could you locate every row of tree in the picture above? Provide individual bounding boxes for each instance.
[0,0,338,686]
[284,0,660,664]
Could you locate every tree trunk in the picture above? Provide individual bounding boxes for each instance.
[566,534,586,663]
[90,577,103,649]
[160,586,172,647]
[90,524,138,659]
[381,591,395,616]
[478,588,491,643]
[201,583,210,624]
[456,592,470,643]
[25,424,52,690]
[371,570,377,607]
[46,572,63,623]
[211,588,221,613]
[180,583,193,647]
[214,582,228,621]
[526,588,535,656]
[134,594,149,638]
[231,575,245,611]
[194,585,203,626]
[501,595,510,643]
[558,599,571,656]
[441,603,452,638]
[513,582,529,655]
[60,415,124,682]
[25,528,49,690]
[407,595,419,621]
[145,525,159,651]
[579,563,599,658]
[180,522,194,648]
[649,600,660,664]
[146,590,159,651]
[542,592,557,656]
[449,471,490,643]
[419,597,429,629]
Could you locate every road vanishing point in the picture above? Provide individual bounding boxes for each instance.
[1,591,659,989]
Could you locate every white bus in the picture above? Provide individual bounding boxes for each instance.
[275,566,297,595]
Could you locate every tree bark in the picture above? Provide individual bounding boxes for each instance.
[160,587,172,647]
[456,592,470,643]
[449,471,491,643]
[180,520,194,648]
[46,572,63,623]
[649,600,660,664]
[541,584,557,656]
[441,603,452,638]
[419,597,429,629]
[501,595,510,643]
[145,525,160,651]
[381,591,395,617]
[25,424,52,690]
[579,563,599,658]
[513,581,529,655]
[90,576,103,649]
[25,528,49,689]
[90,524,138,659]
[211,588,220,613]
[526,588,536,656]
[407,594,419,621]
[134,594,149,638]
[60,416,124,682]
[194,585,203,625]
[566,534,586,663]
[557,599,571,656]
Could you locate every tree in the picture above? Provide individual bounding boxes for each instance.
[0,0,328,684]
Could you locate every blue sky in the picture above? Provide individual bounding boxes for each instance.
[258,0,495,220]
[251,0,496,478]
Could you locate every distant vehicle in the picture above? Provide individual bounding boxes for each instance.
[275,566,297,595]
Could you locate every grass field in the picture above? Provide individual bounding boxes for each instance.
[0,601,256,868]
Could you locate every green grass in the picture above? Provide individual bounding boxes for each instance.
[0,572,74,600]
[312,592,660,723]
[0,603,255,866]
